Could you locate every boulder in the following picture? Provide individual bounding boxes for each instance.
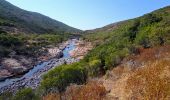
[11,67,27,75]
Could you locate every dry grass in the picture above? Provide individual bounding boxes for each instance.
[43,45,170,100]
[101,45,170,99]
[43,81,106,100]
[126,59,170,100]
[43,93,61,100]
[63,81,106,100]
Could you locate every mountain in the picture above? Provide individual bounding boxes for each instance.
[1,3,170,100]
[87,6,170,34]
[84,6,170,45]
[37,5,170,99]
[0,0,81,34]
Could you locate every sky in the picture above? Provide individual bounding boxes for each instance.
[6,0,170,30]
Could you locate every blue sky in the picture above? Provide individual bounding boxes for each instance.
[6,0,170,30]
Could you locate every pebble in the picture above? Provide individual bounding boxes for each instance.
[0,40,80,94]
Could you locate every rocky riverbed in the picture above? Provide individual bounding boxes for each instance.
[70,40,93,59]
[0,39,71,82]
[0,39,79,94]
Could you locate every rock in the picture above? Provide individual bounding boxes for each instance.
[0,69,12,81]
[0,76,10,81]
[11,67,26,75]
[0,39,81,94]
[56,50,63,58]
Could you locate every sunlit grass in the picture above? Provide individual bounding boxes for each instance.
[126,59,170,99]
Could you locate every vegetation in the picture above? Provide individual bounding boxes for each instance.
[0,88,40,100]
[43,81,106,100]
[37,5,170,96]
[0,92,13,100]
[81,6,170,75]
[126,59,170,99]
[0,1,81,59]
[1,3,170,100]
[0,32,73,59]
[12,88,40,100]
[40,62,87,94]
[0,1,80,34]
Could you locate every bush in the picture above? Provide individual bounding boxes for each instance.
[40,63,87,93]
[0,92,13,100]
[0,34,23,47]
[140,13,162,27]
[88,59,102,77]
[12,88,40,100]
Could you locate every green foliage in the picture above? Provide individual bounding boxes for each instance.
[0,92,13,100]
[12,88,40,100]
[140,13,162,27]
[2,5,170,98]
[40,62,87,93]
[0,1,80,34]
[0,33,23,47]
[88,59,102,77]
[81,6,170,78]
[0,33,71,58]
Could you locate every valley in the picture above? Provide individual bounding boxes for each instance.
[0,39,92,93]
[0,0,170,100]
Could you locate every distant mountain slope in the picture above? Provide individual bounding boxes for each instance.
[80,4,170,82]
[87,6,170,34]
[0,0,80,34]
[84,5,170,44]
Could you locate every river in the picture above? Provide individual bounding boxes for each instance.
[0,39,79,93]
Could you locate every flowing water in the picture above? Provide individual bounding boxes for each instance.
[0,39,76,89]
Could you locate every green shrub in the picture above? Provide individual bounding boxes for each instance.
[81,6,170,81]
[40,63,87,93]
[140,13,162,27]
[88,59,102,77]
[0,34,23,47]
[0,92,13,100]
[12,88,40,100]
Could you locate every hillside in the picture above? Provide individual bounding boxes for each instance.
[84,6,170,45]
[39,5,170,99]
[1,4,170,100]
[0,0,81,82]
[0,0,80,34]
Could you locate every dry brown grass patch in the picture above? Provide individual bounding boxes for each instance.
[126,59,170,99]
[43,93,61,100]
[63,81,106,100]
[43,81,106,100]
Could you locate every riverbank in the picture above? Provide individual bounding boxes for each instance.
[0,39,70,82]
[69,40,93,59]
[0,39,79,94]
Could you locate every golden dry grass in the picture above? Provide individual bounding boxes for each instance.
[64,81,106,100]
[43,93,61,100]
[43,81,106,100]
[101,46,170,100]
[126,59,170,100]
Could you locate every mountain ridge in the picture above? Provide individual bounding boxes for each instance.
[0,0,81,34]
[87,5,170,33]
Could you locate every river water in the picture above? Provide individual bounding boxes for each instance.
[0,39,77,90]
